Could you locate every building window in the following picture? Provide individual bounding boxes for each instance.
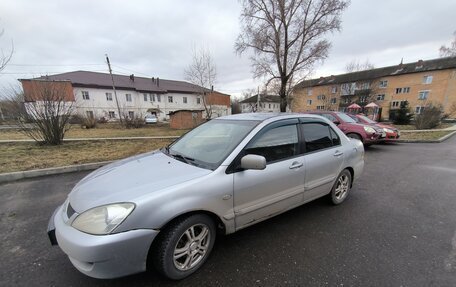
[316,105,325,110]
[396,88,402,94]
[82,91,90,100]
[106,92,112,101]
[343,98,350,104]
[359,82,370,90]
[108,111,115,118]
[379,80,388,88]
[144,93,149,101]
[128,111,134,118]
[183,97,188,104]
[197,97,201,104]
[307,100,312,106]
[307,88,313,96]
[418,91,429,100]
[157,95,161,102]
[126,94,132,102]
[331,86,337,94]
[168,96,173,103]
[392,101,399,108]
[359,96,368,103]
[415,106,425,114]
[317,95,325,100]
[377,94,385,101]
[86,111,94,118]
[268,103,271,109]
[423,75,433,84]
[330,98,337,104]
[150,94,155,102]
[403,87,410,93]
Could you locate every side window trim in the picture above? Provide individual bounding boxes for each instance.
[299,120,337,154]
[226,119,300,174]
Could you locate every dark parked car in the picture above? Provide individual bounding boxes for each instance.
[304,111,384,145]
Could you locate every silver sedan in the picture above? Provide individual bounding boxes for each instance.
[47,113,364,280]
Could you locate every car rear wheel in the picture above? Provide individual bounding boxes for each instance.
[152,214,216,280]
[347,133,362,142]
[329,169,352,205]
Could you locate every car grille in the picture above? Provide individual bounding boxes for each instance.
[66,203,76,219]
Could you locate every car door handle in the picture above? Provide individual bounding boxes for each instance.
[289,162,303,169]
[334,151,344,157]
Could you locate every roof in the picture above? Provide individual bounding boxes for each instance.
[22,71,223,95]
[240,94,281,104]
[295,56,456,89]
[217,112,306,121]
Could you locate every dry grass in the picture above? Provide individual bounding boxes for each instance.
[399,131,453,140]
[0,123,188,141]
[394,123,453,130]
[0,139,173,173]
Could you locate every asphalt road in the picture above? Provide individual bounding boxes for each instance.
[1,136,456,286]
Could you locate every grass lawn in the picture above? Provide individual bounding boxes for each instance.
[0,139,173,173]
[0,123,188,140]
[399,130,454,141]
[394,123,453,130]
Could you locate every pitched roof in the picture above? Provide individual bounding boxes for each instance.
[23,71,219,94]
[295,56,456,89]
[240,94,281,103]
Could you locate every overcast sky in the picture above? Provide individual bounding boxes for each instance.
[0,0,455,98]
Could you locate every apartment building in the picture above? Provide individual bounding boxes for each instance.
[292,57,456,120]
[20,71,231,121]
[240,94,281,113]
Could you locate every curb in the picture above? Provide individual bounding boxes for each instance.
[396,130,456,143]
[0,136,180,144]
[0,161,113,184]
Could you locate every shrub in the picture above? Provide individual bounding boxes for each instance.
[392,101,413,125]
[81,115,97,129]
[415,104,443,130]
[124,116,145,129]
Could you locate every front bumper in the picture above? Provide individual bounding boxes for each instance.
[48,205,159,279]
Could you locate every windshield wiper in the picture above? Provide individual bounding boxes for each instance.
[170,153,195,165]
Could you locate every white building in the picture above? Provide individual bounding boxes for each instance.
[240,94,282,113]
[21,71,231,121]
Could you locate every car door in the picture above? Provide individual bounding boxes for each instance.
[232,119,305,230]
[300,119,345,201]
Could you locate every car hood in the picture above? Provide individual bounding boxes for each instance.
[68,150,212,212]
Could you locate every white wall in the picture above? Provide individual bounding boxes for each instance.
[74,87,231,121]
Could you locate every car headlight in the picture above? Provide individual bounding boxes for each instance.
[383,128,394,133]
[71,203,135,235]
[363,126,376,134]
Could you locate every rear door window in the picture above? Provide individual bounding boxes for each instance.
[301,122,340,152]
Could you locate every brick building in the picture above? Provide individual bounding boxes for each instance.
[292,57,456,120]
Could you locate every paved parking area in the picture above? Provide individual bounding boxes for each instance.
[1,136,456,286]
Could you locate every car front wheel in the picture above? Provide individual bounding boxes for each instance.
[152,214,216,280]
[329,169,352,205]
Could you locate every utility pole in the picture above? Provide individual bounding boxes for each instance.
[256,86,260,112]
[105,54,123,124]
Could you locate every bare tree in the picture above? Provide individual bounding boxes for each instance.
[440,31,456,57]
[345,59,374,73]
[7,81,74,145]
[184,47,217,119]
[236,0,349,112]
[0,27,13,73]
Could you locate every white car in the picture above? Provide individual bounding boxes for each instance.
[145,114,158,124]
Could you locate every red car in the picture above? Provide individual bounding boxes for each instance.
[348,114,400,141]
[304,111,384,145]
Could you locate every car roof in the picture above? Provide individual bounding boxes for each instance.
[216,112,322,122]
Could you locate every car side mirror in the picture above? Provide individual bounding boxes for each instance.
[240,154,266,170]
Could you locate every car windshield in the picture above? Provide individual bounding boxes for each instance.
[336,112,357,123]
[165,119,259,170]
[358,115,377,124]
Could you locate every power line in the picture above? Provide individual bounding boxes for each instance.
[112,64,152,77]
[7,63,105,67]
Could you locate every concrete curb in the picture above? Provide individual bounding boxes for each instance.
[396,130,456,143]
[0,136,180,143]
[0,161,113,184]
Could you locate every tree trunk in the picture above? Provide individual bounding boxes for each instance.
[279,80,287,112]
